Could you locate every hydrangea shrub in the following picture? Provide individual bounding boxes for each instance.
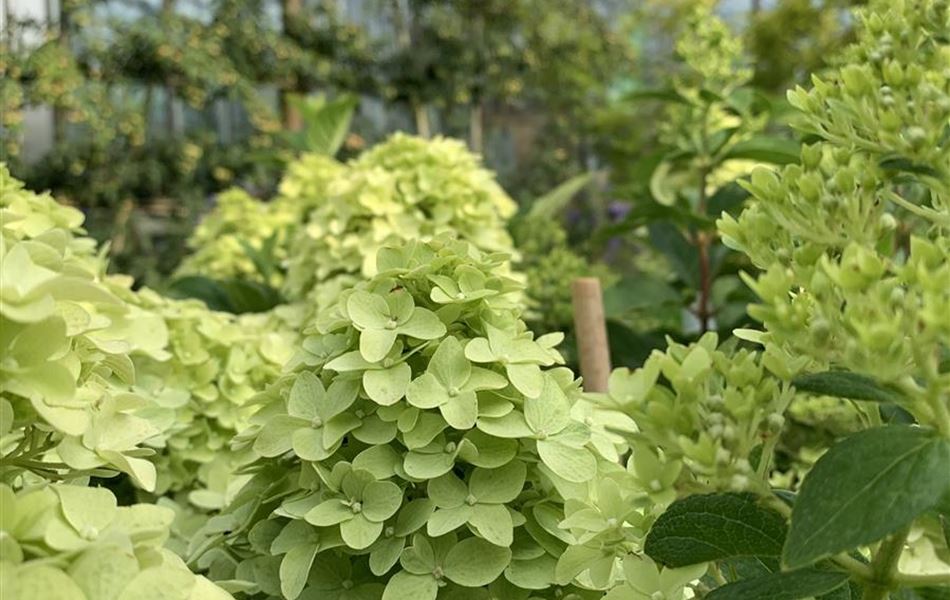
[185,237,618,600]
[174,155,345,287]
[282,134,518,302]
[568,2,950,599]
[0,165,170,491]
[0,483,231,599]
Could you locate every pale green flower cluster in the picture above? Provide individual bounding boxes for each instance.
[604,333,791,501]
[282,133,518,301]
[175,155,345,287]
[718,0,950,435]
[189,237,622,600]
[125,289,299,500]
[0,164,291,506]
[513,216,615,334]
[0,165,170,491]
[0,483,231,600]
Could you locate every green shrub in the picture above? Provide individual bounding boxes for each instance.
[282,133,518,302]
[185,236,620,600]
[0,483,231,599]
[568,1,950,599]
[0,165,169,491]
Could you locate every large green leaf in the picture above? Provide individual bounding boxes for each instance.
[722,137,800,165]
[166,276,282,314]
[645,493,787,567]
[381,571,438,600]
[443,537,511,586]
[783,426,950,569]
[286,93,358,156]
[526,173,594,219]
[705,569,849,600]
[648,222,700,288]
[792,371,904,404]
[280,544,319,600]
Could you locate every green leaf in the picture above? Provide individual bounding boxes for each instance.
[360,329,399,363]
[15,565,88,600]
[305,500,353,527]
[723,137,800,165]
[707,182,750,217]
[469,503,514,546]
[363,481,404,522]
[427,506,471,537]
[67,546,139,600]
[783,426,950,569]
[879,155,941,178]
[704,569,849,600]
[648,222,700,288]
[644,493,787,567]
[165,276,233,312]
[294,93,358,156]
[526,173,594,219]
[382,571,438,600]
[443,537,512,586]
[537,440,596,483]
[440,392,478,430]
[624,87,690,104]
[341,515,384,549]
[470,461,526,504]
[254,416,302,457]
[792,371,904,404]
[364,363,412,406]
[280,544,319,600]
[428,472,468,507]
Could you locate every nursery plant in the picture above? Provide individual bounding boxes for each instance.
[182,236,624,600]
[0,166,238,597]
[566,1,950,599]
[599,3,799,363]
[282,133,518,304]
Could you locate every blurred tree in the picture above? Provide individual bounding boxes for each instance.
[746,0,861,92]
[2,0,371,284]
[376,0,631,167]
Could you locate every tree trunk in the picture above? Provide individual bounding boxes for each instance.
[413,99,431,138]
[281,0,304,131]
[53,0,72,143]
[162,0,179,135]
[469,101,483,154]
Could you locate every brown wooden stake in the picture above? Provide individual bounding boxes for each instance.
[571,277,611,393]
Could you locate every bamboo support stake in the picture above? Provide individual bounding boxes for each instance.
[571,277,611,393]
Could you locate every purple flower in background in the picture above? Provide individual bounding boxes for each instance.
[607,200,632,221]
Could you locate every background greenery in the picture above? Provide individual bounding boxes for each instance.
[3,0,859,365]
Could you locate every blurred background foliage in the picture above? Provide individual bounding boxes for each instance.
[2,0,861,368]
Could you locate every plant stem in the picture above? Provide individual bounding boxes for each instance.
[710,562,728,586]
[863,527,910,600]
[893,571,950,587]
[695,165,712,333]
